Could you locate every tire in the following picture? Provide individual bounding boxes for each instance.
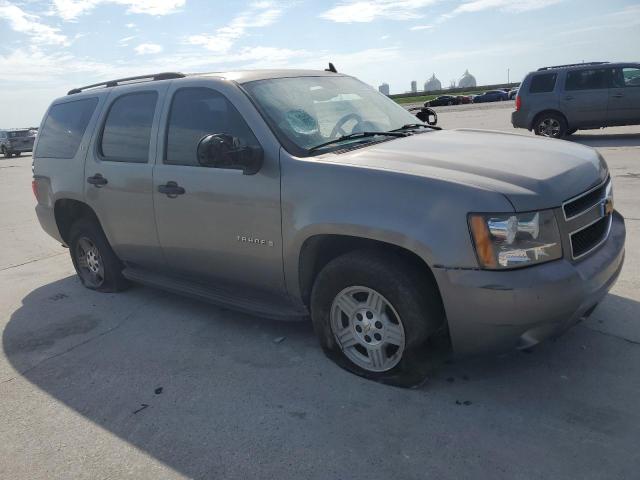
[533,112,567,138]
[448,101,453,106]
[310,250,446,387]
[3,148,11,158]
[566,128,578,135]
[14,152,21,157]
[68,218,130,293]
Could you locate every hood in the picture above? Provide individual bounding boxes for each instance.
[331,129,608,211]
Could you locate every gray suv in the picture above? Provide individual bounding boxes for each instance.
[33,70,625,386]
[512,62,640,137]
[0,128,36,157]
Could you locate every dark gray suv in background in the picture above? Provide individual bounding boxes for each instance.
[512,62,640,137]
[0,129,36,157]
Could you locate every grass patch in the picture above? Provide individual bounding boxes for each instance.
[393,90,490,104]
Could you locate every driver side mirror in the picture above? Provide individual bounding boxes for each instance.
[196,133,263,175]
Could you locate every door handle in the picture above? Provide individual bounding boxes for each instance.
[611,93,624,98]
[158,181,186,198]
[87,174,108,187]
[564,96,574,101]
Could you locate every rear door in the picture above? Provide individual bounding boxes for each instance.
[84,84,167,269]
[560,68,609,127]
[608,66,640,125]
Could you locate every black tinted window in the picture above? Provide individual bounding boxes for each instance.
[529,73,557,93]
[35,98,98,159]
[565,69,608,91]
[101,92,157,162]
[165,88,258,166]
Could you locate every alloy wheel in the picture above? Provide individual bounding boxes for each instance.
[330,286,406,372]
[537,118,561,137]
[75,237,105,288]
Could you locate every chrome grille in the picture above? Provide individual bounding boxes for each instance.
[570,215,612,259]
[562,177,613,260]
[563,182,607,220]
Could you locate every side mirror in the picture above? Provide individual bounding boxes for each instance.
[196,133,263,175]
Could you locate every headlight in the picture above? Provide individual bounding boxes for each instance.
[468,210,562,269]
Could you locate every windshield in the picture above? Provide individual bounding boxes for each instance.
[243,76,420,155]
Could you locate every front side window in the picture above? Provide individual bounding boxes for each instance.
[612,67,640,88]
[565,69,608,91]
[243,76,421,156]
[529,73,557,93]
[101,91,157,163]
[165,87,259,167]
[35,98,98,159]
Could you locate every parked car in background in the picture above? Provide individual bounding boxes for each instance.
[472,90,509,103]
[508,88,519,100]
[33,69,625,386]
[456,95,473,104]
[0,129,36,157]
[512,61,640,138]
[425,95,459,106]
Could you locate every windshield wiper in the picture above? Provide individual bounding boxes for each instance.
[308,131,408,153]
[389,123,442,132]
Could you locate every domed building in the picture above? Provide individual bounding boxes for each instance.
[458,69,477,89]
[424,73,441,92]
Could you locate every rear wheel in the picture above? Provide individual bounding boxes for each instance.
[310,250,445,387]
[2,148,11,158]
[534,113,567,138]
[69,218,130,292]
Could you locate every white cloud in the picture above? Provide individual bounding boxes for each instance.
[441,0,563,21]
[0,1,68,45]
[409,24,432,30]
[186,2,282,53]
[432,42,534,60]
[125,22,136,28]
[135,43,163,55]
[319,0,437,23]
[51,0,185,21]
[119,35,137,45]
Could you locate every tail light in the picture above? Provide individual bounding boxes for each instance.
[32,178,39,201]
[515,95,522,111]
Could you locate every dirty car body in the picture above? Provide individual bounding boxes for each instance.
[32,69,625,383]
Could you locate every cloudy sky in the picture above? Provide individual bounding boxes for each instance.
[1,0,639,126]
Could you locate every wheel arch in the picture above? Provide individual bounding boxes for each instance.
[54,198,100,245]
[297,234,441,310]
[530,109,569,131]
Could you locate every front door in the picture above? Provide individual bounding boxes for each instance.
[608,66,640,125]
[560,68,610,128]
[152,82,285,297]
[84,85,167,269]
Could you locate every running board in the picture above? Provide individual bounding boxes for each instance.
[122,267,308,320]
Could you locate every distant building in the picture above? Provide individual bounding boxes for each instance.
[411,80,417,93]
[378,83,390,95]
[458,69,477,89]
[424,73,441,92]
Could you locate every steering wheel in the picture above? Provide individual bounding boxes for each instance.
[330,113,365,138]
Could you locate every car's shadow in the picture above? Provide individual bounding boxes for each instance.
[568,132,640,148]
[4,276,640,478]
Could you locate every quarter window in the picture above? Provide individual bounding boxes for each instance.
[101,92,157,163]
[565,69,608,91]
[165,87,259,167]
[35,98,98,159]
[529,73,557,93]
[612,67,640,87]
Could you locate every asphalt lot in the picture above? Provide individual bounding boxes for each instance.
[1,104,640,479]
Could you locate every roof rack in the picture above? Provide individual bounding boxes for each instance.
[67,72,186,95]
[537,62,609,71]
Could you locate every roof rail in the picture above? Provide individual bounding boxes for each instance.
[537,62,609,71]
[67,72,186,95]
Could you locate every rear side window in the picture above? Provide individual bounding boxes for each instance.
[165,87,259,167]
[100,91,158,163]
[565,69,608,91]
[35,98,98,159]
[529,73,557,93]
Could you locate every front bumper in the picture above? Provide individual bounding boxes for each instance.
[433,211,626,356]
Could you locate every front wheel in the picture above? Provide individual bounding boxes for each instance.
[310,250,445,387]
[534,113,567,138]
[69,218,130,292]
[3,148,11,158]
